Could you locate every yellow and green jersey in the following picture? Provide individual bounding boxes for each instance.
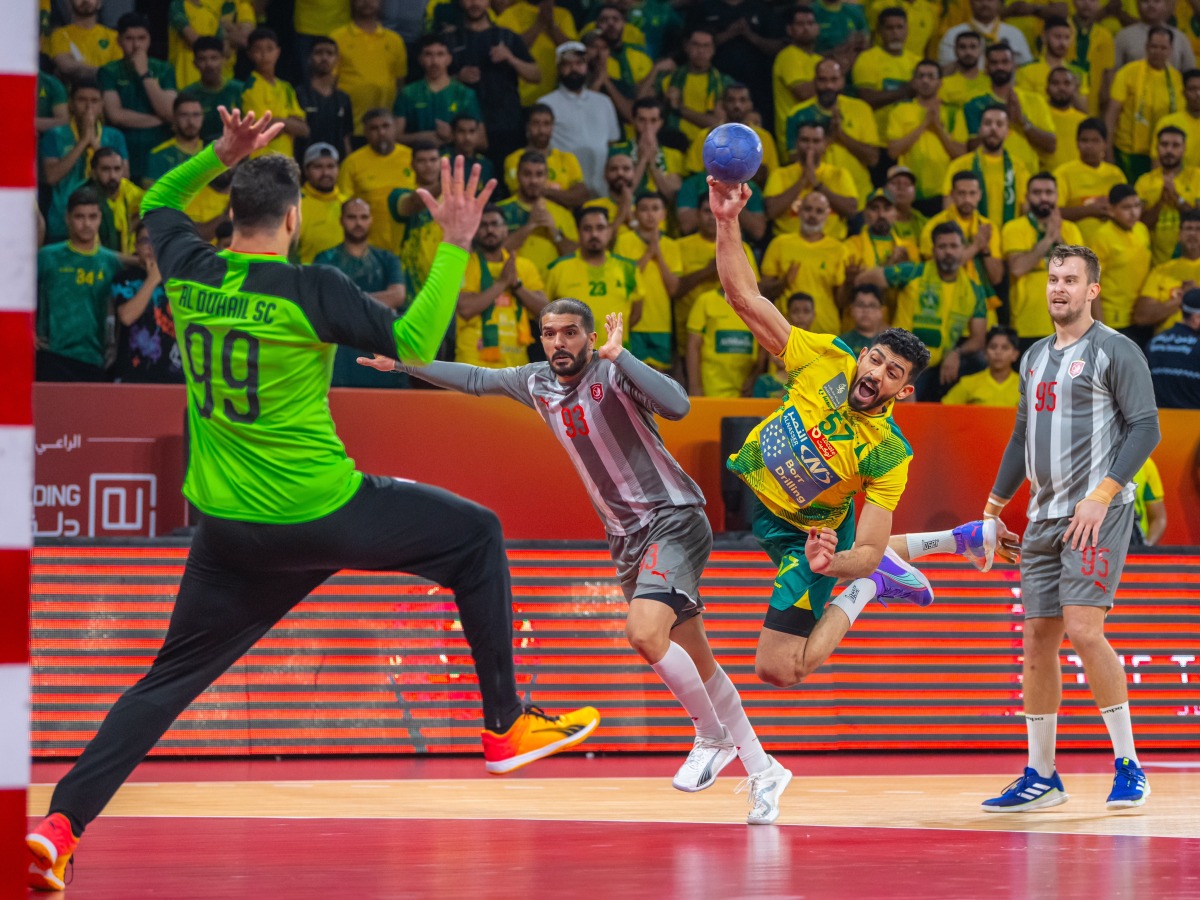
[760,233,848,336]
[686,289,757,397]
[1053,159,1128,245]
[772,44,820,146]
[886,100,969,200]
[1091,219,1152,328]
[502,146,584,197]
[180,79,245,144]
[1109,60,1183,156]
[297,184,348,265]
[674,232,758,358]
[240,73,305,158]
[496,196,578,273]
[784,95,881,204]
[48,22,122,70]
[727,328,913,530]
[389,188,445,293]
[544,252,641,343]
[851,45,921,135]
[496,1,578,106]
[394,78,481,131]
[337,143,415,251]
[613,229,681,360]
[1137,255,1200,333]
[940,368,1021,406]
[1134,166,1200,263]
[141,145,468,524]
[168,0,252,88]
[1002,214,1085,338]
[886,261,988,365]
[456,251,542,368]
[1132,457,1163,539]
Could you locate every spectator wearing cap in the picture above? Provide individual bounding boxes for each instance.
[298,143,349,264]
[1091,184,1153,342]
[296,37,354,162]
[858,221,989,400]
[396,34,482,149]
[41,77,128,245]
[1146,287,1200,407]
[180,36,244,144]
[885,165,928,241]
[143,95,205,188]
[48,0,123,83]
[1134,208,1200,334]
[168,0,254,91]
[503,104,589,209]
[496,0,580,106]
[445,0,540,172]
[329,0,408,138]
[886,60,968,215]
[851,7,920,136]
[241,28,310,159]
[844,188,918,279]
[1054,118,1127,245]
[538,41,622,196]
[98,13,177,185]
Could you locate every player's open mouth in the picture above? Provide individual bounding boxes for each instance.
[852,379,878,403]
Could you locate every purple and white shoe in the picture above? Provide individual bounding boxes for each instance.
[953,519,997,572]
[869,547,934,607]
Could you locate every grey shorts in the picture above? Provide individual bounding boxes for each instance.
[607,506,712,626]
[1020,501,1135,618]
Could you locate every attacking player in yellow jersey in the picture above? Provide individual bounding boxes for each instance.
[708,175,1009,687]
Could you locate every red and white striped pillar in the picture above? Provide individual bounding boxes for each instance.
[0,3,37,893]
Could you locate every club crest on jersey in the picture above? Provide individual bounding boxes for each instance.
[818,373,849,409]
[590,383,604,402]
[1069,360,1085,378]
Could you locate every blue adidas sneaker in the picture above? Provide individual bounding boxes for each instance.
[1106,757,1151,809]
[869,547,934,608]
[981,767,1069,813]
[953,519,997,572]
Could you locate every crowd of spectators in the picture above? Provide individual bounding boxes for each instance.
[30,0,1200,408]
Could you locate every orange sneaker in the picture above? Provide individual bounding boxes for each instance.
[482,705,599,774]
[27,813,79,892]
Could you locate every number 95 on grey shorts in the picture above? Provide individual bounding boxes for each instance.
[607,506,713,624]
[1019,501,1135,618]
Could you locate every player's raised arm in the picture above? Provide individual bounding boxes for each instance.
[597,313,690,420]
[357,352,536,406]
[709,177,791,356]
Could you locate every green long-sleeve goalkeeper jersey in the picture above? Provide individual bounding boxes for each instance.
[142,146,467,523]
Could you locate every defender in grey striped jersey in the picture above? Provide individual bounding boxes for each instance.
[360,301,793,824]
[981,245,1160,814]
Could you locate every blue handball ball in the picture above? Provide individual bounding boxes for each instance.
[703,123,764,184]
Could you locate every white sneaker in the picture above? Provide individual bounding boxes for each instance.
[737,756,793,825]
[672,726,737,792]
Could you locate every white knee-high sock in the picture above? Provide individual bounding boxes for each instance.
[906,530,958,560]
[828,578,877,626]
[1025,713,1058,777]
[1100,702,1139,764]
[651,642,724,740]
[703,665,771,774]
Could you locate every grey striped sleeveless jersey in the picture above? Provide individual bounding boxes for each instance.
[405,353,705,536]
[1018,323,1158,521]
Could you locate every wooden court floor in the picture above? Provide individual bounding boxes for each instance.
[28,752,1200,899]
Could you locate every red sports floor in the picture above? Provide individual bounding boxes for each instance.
[29,751,1200,899]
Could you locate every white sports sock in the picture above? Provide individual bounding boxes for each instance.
[704,666,771,774]
[651,642,725,740]
[906,530,958,560]
[1025,713,1058,778]
[1100,703,1139,764]
[828,578,877,626]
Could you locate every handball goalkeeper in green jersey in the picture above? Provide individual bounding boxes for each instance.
[26,108,598,893]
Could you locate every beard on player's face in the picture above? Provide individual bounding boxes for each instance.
[547,342,591,378]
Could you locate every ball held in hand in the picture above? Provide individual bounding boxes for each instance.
[703,123,763,184]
